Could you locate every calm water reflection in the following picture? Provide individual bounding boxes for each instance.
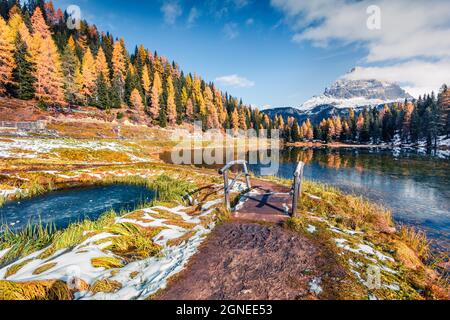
[161,147,450,252]
[269,148,449,251]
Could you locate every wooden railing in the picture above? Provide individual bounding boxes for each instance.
[0,121,46,131]
[218,160,305,216]
[219,160,252,211]
[291,162,305,217]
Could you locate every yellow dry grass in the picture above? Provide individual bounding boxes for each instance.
[32,262,57,275]
[54,148,131,163]
[90,279,122,294]
[0,280,72,300]
[4,259,34,278]
[398,225,430,260]
[166,231,197,247]
[91,257,124,269]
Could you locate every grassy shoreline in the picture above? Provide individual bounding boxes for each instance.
[0,135,447,300]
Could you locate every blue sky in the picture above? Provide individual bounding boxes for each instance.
[52,0,450,108]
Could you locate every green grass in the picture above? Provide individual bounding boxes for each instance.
[38,210,118,259]
[0,222,55,266]
[0,173,196,269]
[0,211,117,265]
[19,179,53,199]
[149,174,195,203]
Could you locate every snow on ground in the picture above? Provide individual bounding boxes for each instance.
[306,202,401,295]
[0,137,137,160]
[308,277,323,295]
[0,188,20,198]
[306,225,317,234]
[0,248,10,260]
[0,200,221,300]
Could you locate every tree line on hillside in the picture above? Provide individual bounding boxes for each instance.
[0,0,276,132]
[0,0,448,147]
[277,89,450,148]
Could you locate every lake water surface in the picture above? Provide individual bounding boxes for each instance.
[0,184,155,231]
[162,147,450,252]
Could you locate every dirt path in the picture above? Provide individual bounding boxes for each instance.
[156,221,351,300]
[234,179,292,223]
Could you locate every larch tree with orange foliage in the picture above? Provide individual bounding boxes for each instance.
[81,48,96,103]
[95,47,110,84]
[149,71,162,121]
[166,75,177,125]
[215,88,227,124]
[29,8,63,102]
[0,16,15,95]
[141,65,151,105]
[231,107,239,134]
[185,96,194,121]
[334,117,343,139]
[239,108,247,131]
[204,86,220,129]
[129,88,143,110]
[111,39,127,100]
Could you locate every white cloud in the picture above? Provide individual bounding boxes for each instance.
[187,7,200,26]
[343,60,450,98]
[223,22,239,39]
[271,0,450,61]
[270,0,450,94]
[245,18,254,26]
[232,0,251,9]
[161,1,182,25]
[215,74,255,88]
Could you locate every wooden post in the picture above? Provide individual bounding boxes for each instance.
[243,162,252,190]
[291,162,305,217]
[223,170,230,211]
[219,160,252,212]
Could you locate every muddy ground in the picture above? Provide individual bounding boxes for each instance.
[156,221,357,300]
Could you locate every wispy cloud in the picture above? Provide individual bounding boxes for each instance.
[223,22,239,39]
[187,7,200,26]
[161,1,182,25]
[342,60,450,98]
[245,18,254,26]
[215,74,255,88]
[232,0,251,9]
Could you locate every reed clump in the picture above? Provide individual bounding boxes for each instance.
[0,280,72,300]
[398,225,430,260]
[90,279,122,294]
[91,257,124,269]
[32,262,58,275]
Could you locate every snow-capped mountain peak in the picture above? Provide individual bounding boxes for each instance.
[299,77,413,111]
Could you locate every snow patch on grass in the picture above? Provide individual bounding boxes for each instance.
[306,225,317,234]
[0,248,11,260]
[309,277,323,295]
[0,200,221,300]
[0,138,137,160]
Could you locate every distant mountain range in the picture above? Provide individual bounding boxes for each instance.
[263,73,414,125]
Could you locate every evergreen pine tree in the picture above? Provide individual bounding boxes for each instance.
[11,32,35,99]
[94,73,109,109]
[61,36,80,104]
